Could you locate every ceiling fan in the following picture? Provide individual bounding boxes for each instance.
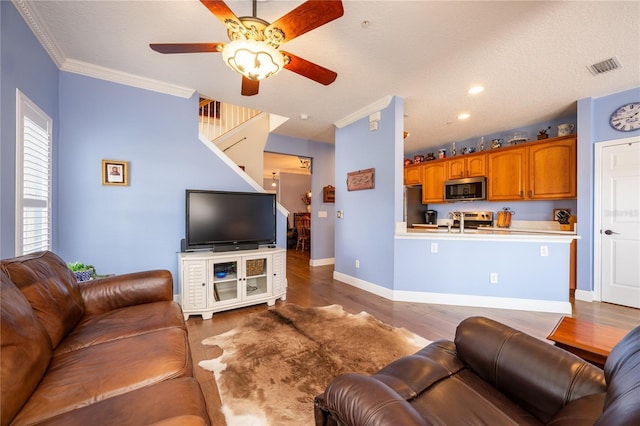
[150,0,344,96]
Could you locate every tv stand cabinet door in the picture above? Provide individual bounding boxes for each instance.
[272,250,287,298]
[180,259,208,319]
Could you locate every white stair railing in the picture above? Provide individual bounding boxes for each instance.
[198,98,262,141]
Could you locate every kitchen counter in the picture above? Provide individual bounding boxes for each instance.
[392,221,575,314]
[398,220,579,242]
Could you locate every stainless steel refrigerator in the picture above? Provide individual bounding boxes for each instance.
[404,186,427,227]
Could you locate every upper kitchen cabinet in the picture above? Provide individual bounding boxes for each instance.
[487,147,527,200]
[447,154,486,179]
[422,161,447,203]
[528,138,576,199]
[487,136,576,201]
[404,163,423,185]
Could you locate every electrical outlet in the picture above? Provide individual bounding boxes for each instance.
[355,259,360,268]
[490,273,498,284]
[540,246,549,257]
[430,242,438,253]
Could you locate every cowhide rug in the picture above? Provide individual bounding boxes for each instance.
[199,303,430,426]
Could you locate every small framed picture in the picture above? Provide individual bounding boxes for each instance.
[102,160,129,186]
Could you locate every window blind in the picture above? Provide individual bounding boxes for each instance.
[16,90,52,255]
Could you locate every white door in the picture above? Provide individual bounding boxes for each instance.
[599,139,640,308]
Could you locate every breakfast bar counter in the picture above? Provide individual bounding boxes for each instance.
[392,222,577,314]
[399,227,578,242]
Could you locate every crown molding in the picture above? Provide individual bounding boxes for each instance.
[61,59,195,99]
[13,0,65,68]
[13,0,195,99]
[333,96,393,129]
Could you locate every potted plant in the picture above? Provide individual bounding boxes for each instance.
[67,261,96,282]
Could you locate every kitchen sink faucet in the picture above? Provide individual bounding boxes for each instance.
[450,211,465,233]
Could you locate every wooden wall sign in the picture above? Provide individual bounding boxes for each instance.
[347,168,375,191]
[323,185,335,203]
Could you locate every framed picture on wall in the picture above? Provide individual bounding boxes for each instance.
[102,160,129,186]
[347,168,375,191]
[323,185,335,203]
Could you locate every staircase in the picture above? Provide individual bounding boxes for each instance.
[198,97,262,142]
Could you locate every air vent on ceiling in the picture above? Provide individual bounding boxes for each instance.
[587,57,622,76]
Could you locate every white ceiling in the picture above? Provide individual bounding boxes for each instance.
[16,0,640,153]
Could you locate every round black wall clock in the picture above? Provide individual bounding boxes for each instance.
[609,102,640,132]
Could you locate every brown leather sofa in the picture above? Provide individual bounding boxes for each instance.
[315,316,640,426]
[1,251,210,426]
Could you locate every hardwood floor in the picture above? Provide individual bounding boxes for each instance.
[186,248,640,425]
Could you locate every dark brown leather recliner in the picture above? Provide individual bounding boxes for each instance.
[315,316,640,426]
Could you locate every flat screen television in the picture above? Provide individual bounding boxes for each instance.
[185,190,276,252]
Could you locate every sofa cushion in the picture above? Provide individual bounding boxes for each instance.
[54,301,186,356]
[0,272,53,426]
[1,251,85,348]
[372,341,464,400]
[455,316,605,423]
[79,270,174,316]
[32,377,209,426]
[410,368,542,425]
[547,393,605,425]
[10,327,193,426]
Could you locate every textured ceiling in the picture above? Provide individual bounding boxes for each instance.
[16,0,640,153]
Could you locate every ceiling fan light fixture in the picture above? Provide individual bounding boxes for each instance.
[222,39,284,81]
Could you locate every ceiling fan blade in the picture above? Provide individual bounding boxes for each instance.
[200,0,243,28]
[241,77,260,96]
[150,43,224,54]
[267,0,344,43]
[281,51,337,85]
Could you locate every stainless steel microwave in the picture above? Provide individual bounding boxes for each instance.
[444,177,486,201]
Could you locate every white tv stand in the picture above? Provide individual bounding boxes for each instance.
[178,247,286,320]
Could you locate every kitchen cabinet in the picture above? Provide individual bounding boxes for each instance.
[179,247,286,320]
[447,154,486,179]
[421,161,447,203]
[404,163,423,185]
[487,136,576,201]
[528,138,576,199]
[487,147,528,200]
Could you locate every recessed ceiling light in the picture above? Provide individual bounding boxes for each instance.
[458,113,471,120]
[300,114,309,120]
[468,86,484,95]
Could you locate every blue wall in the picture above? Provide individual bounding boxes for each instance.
[334,97,403,288]
[56,72,287,293]
[1,1,59,258]
[265,134,336,262]
[1,0,288,293]
[576,87,640,293]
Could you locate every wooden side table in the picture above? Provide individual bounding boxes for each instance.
[547,316,629,368]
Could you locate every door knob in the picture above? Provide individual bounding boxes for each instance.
[604,229,619,235]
